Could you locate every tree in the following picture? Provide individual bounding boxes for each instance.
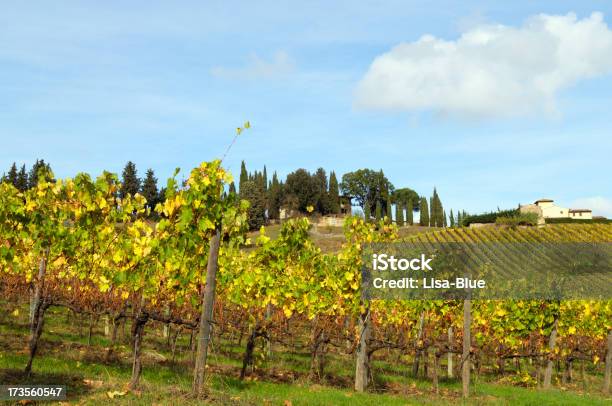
[443,210,448,227]
[385,187,392,224]
[239,161,248,192]
[449,209,455,227]
[120,161,140,199]
[375,200,382,223]
[285,169,317,213]
[241,180,266,230]
[28,159,52,189]
[17,165,28,192]
[406,199,414,225]
[430,196,434,226]
[328,171,340,214]
[5,163,18,187]
[314,168,329,215]
[430,188,444,227]
[392,188,420,211]
[340,169,393,216]
[364,201,371,222]
[396,202,404,226]
[420,197,429,226]
[141,169,159,212]
[229,181,236,195]
[267,172,283,220]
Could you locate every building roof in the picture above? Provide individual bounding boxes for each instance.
[569,209,592,213]
[534,198,554,204]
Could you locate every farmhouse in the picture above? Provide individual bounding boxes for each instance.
[519,199,592,220]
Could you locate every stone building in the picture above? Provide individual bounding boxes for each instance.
[519,199,592,220]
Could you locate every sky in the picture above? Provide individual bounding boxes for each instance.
[1,1,611,217]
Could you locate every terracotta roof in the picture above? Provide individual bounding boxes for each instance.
[569,209,592,213]
[534,198,554,203]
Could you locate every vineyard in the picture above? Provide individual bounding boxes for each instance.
[0,160,611,405]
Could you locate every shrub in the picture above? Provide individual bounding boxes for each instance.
[463,209,519,226]
[545,217,611,224]
[495,212,539,226]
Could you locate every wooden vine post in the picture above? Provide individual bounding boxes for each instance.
[462,298,471,399]
[193,227,222,396]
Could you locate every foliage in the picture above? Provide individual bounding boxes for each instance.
[430,188,444,227]
[267,172,282,220]
[314,168,331,214]
[238,180,266,230]
[28,159,53,189]
[546,217,611,224]
[120,161,140,199]
[328,171,340,214]
[285,169,318,213]
[141,168,160,213]
[391,187,419,211]
[406,199,414,225]
[419,197,429,226]
[463,208,519,226]
[340,169,393,215]
[395,202,404,226]
[495,212,539,226]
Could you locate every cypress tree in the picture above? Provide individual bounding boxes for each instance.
[457,211,463,227]
[443,210,447,227]
[431,189,438,226]
[229,182,236,195]
[406,199,414,225]
[17,165,28,191]
[328,171,340,214]
[314,168,329,214]
[429,196,434,226]
[396,202,404,226]
[28,159,52,189]
[239,161,248,193]
[120,161,140,198]
[267,172,282,220]
[449,209,455,227]
[241,180,266,230]
[432,188,444,227]
[6,163,18,187]
[263,166,268,192]
[364,201,371,222]
[141,169,159,212]
[375,200,382,223]
[385,191,392,224]
[420,197,429,226]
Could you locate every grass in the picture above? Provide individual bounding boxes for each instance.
[248,219,437,254]
[1,304,611,405]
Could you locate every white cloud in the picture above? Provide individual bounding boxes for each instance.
[571,196,612,218]
[211,51,295,80]
[354,12,612,118]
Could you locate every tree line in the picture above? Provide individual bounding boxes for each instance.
[2,160,165,216]
[2,160,470,230]
[236,162,343,230]
[1,159,53,191]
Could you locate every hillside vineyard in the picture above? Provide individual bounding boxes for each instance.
[0,161,610,398]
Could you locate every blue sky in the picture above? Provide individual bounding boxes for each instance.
[1,1,611,216]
